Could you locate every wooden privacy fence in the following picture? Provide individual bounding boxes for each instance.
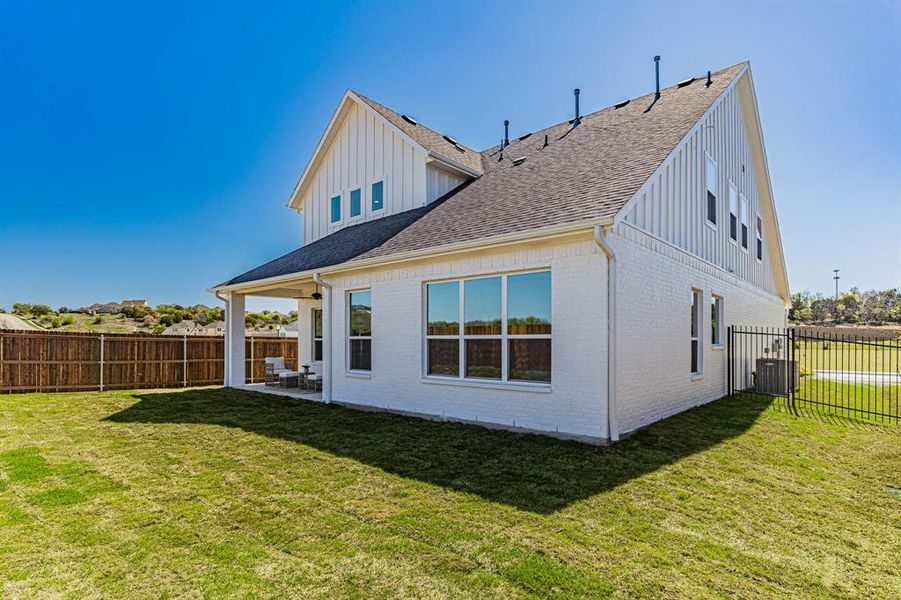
[0,330,298,393]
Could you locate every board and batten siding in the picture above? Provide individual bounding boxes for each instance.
[620,80,778,296]
[426,163,469,203]
[301,101,428,245]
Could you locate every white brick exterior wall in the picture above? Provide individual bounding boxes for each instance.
[318,237,610,441]
[611,223,785,435]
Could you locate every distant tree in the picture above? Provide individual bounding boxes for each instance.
[159,314,176,327]
[12,303,32,315]
[58,306,71,314]
[30,304,53,317]
[0,307,6,314]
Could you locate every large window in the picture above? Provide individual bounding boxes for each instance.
[740,195,750,250]
[348,290,371,371]
[312,308,323,362]
[729,183,738,242]
[330,195,341,223]
[691,289,702,375]
[711,295,723,346]
[756,215,763,261]
[425,270,551,384]
[350,188,362,218]
[371,180,384,211]
[705,156,717,226]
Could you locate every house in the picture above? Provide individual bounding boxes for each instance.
[83,302,121,314]
[278,321,300,338]
[210,61,789,444]
[120,299,148,309]
[162,320,226,336]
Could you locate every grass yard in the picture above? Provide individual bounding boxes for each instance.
[796,338,900,374]
[1,389,899,598]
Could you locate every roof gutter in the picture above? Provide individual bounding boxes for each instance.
[312,273,333,404]
[593,225,619,443]
[209,217,612,294]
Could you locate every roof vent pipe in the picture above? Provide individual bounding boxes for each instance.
[706,70,713,87]
[503,120,510,147]
[573,88,581,127]
[654,55,661,99]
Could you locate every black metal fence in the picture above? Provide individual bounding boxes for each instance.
[729,326,900,423]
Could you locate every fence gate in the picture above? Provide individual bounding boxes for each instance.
[728,326,900,423]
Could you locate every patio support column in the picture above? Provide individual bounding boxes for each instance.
[224,292,246,387]
[321,283,333,403]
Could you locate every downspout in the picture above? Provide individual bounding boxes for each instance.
[312,273,333,403]
[593,225,620,442]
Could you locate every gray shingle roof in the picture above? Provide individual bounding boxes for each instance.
[220,63,745,287]
[353,92,486,174]
[221,193,461,285]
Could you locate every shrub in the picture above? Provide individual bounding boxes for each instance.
[93,316,103,325]
[151,324,166,335]
[62,315,75,326]
[50,317,62,328]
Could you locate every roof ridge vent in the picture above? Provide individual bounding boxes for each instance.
[401,114,418,125]
[614,99,630,109]
[442,134,458,145]
[677,77,695,88]
[518,132,532,141]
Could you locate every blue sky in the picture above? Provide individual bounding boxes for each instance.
[1,1,899,313]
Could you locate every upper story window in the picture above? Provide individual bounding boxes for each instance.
[312,308,323,362]
[705,156,717,226]
[348,290,371,371]
[690,289,702,375]
[330,195,341,223]
[350,188,362,218]
[729,183,738,242]
[371,180,384,212]
[756,215,763,261]
[740,195,750,250]
[425,270,551,384]
[711,295,723,346]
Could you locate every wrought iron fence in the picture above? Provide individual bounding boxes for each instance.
[729,326,900,423]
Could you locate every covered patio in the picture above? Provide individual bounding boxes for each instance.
[214,272,332,402]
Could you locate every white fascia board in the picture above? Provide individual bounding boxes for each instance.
[426,151,483,179]
[208,216,611,294]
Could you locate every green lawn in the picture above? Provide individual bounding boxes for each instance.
[793,378,900,423]
[1,389,899,598]
[796,338,900,374]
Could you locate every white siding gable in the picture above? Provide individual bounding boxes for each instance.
[617,75,782,297]
[301,100,428,244]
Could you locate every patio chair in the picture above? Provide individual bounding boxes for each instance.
[264,357,292,386]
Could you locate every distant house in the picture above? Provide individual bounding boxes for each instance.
[197,320,225,336]
[211,61,790,444]
[86,302,121,314]
[120,299,148,309]
[278,321,299,338]
[162,320,225,336]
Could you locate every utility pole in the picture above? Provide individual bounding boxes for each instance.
[833,269,840,300]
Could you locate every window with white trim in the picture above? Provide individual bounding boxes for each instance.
[711,295,723,346]
[347,290,371,371]
[312,308,323,362]
[349,188,362,218]
[425,270,551,383]
[705,156,717,226]
[330,194,341,223]
[729,183,738,242]
[740,194,750,250]
[691,289,702,374]
[756,215,763,261]
[371,180,384,212]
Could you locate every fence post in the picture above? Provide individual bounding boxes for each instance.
[183,335,188,387]
[250,337,254,383]
[99,334,105,391]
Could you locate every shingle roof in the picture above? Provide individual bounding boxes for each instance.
[352,63,745,262]
[220,194,461,285]
[353,91,485,174]
[220,63,745,287]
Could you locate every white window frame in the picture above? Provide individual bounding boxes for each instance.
[740,194,750,252]
[346,289,372,373]
[422,269,552,387]
[691,288,703,377]
[311,308,323,363]
[728,182,739,244]
[328,192,343,226]
[348,186,363,221]
[755,213,764,262]
[711,294,724,348]
[369,176,387,216]
[704,154,718,230]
